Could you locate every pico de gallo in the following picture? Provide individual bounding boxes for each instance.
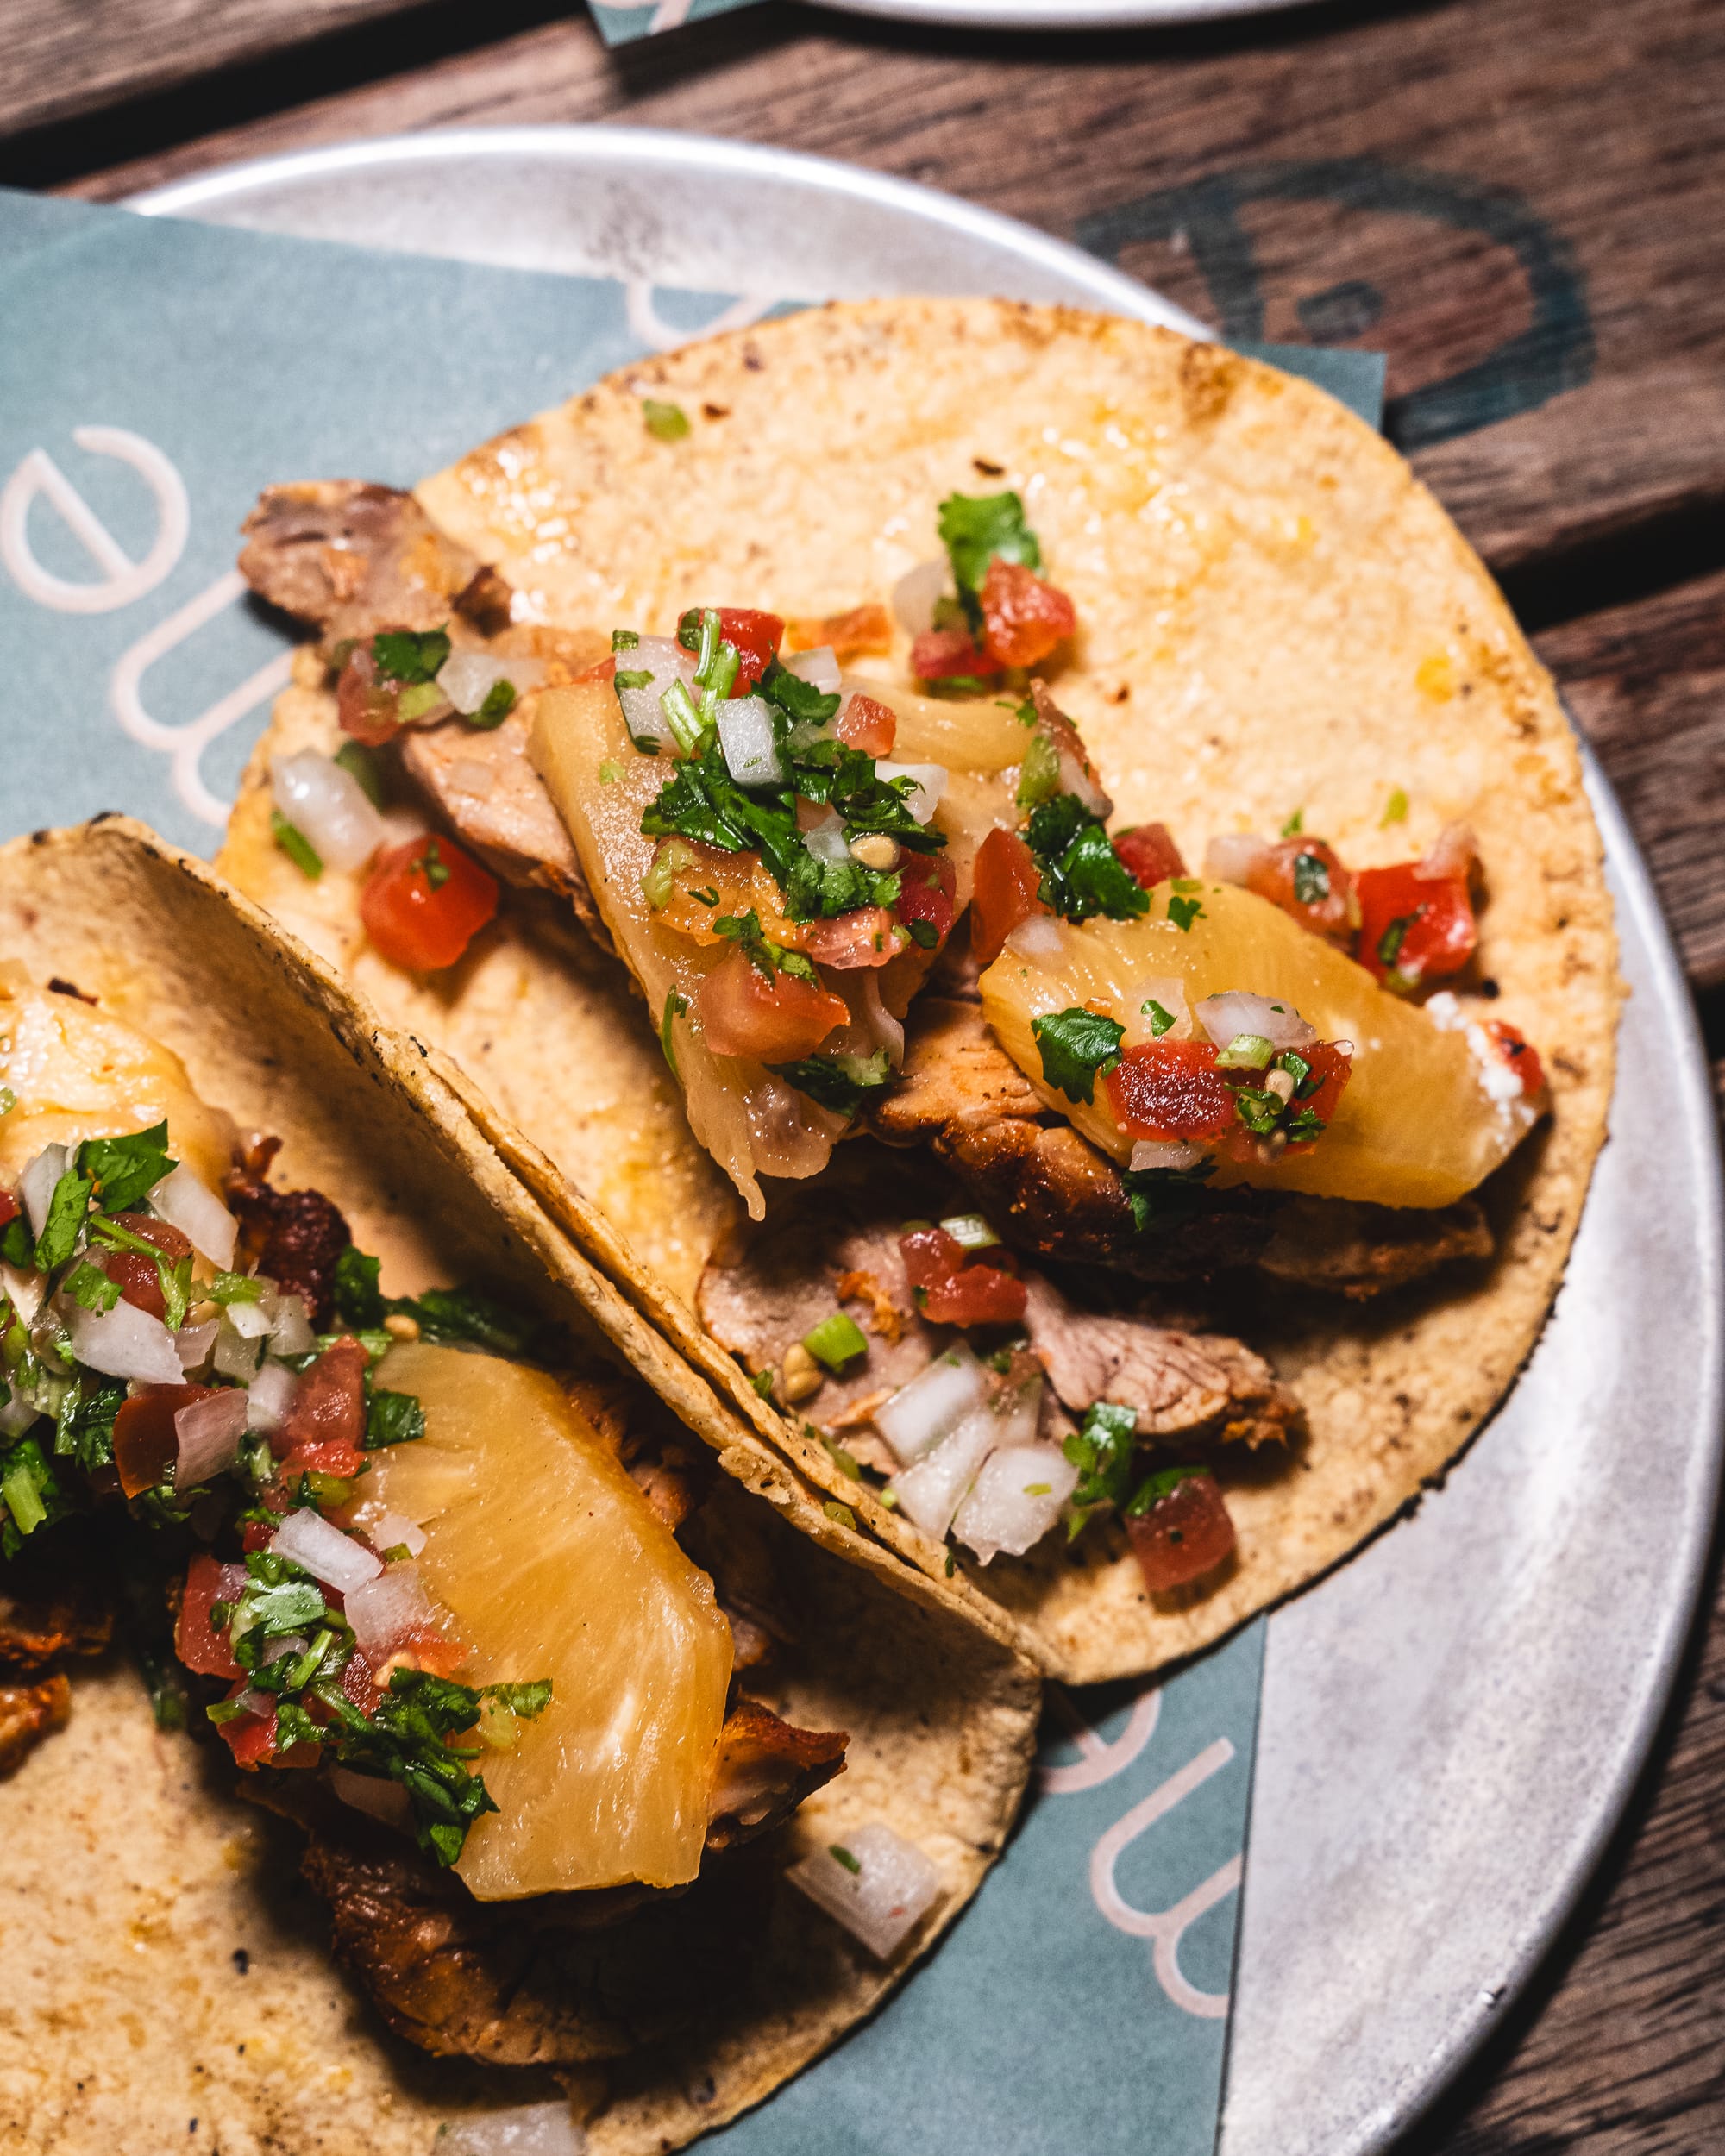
[904,492,1077,686]
[0,1089,552,1868]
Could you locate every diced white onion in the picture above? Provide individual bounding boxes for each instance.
[368,1509,428,1558]
[260,1633,308,1665]
[854,971,905,1069]
[1,1261,44,1326]
[215,1318,262,1382]
[246,1358,298,1433]
[616,636,694,750]
[344,1564,435,1658]
[786,644,841,694]
[875,761,947,826]
[20,1144,68,1238]
[433,2100,586,2156]
[940,1213,1000,1250]
[1130,1139,1208,1171]
[716,696,783,787]
[329,1767,413,1832]
[1205,832,1269,885]
[147,1163,238,1269]
[887,1406,1000,1538]
[804,812,851,866]
[269,749,386,873]
[66,1297,184,1383]
[270,1509,382,1594]
[174,1318,220,1372]
[1055,748,1111,823]
[952,1442,1079,1564]
[1005,914,1065,958]
[787,1821,943,1962]
[223,1295,272,1341]
[1195,992,1316,1053]
[172,1388,250,1485]
[892,557,951,637]
[874,1344,988,1466]
[447,757,498,800]
[264,1290,316,1357]
[436,650,544,716]
[0,1390,40,1438]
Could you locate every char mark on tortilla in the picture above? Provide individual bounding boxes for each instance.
[869,996,1491,1298]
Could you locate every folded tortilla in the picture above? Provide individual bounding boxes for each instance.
[0,818,1039,2153]
[223,299,1620,1684]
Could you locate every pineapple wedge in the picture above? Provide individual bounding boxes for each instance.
[367,1342,732,1899]
[979,882,1534,1209]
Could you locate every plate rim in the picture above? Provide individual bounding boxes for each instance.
[121,122,1725,2153]
[799,0,1318,30]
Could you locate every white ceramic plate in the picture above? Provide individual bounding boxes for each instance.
[134,128,1724,2156]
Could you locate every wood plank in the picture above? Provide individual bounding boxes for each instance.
[25,0,1725,586]
[1536,567,1725,993]
[4,0,429,141]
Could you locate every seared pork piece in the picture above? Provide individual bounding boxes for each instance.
[224,1141,350,1331]
[0,1554,113,1669]
[398,708,586,901]
[241,481,490,642]
[869,996,1492,1297]
[706,1698,849,1848]
[0,1673,71,1777]
[697,1168,1295,1454]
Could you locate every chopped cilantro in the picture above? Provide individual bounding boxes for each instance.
[210,1272,263,1305]
[612,629,640,653]
[906,918,940,950]
[1026,793,1147,924]
[1125,1462,1208,1516]
[1285,1106,1328,1144]
[334,740,385,805]
[1142,999,1176,1037]
[660,989,688,1080]
[1377,912,1420,970]
[821,1433,863,1481]
[1233,1087,1283,1137]
[1281,808,1304,837]
[0,1217,31,1268]
[643,398,690,442]
[1123,1161,1216,1234]
[60,1379,125,1475]
[405,1288,534,1358]
[77,1121,176,1213]
[1381,787,1409,827]
[1031,1007,1125,1105]
[1063,1401,1138,1531]
[1291,851,1331,906]
[272,812,323,881]
[1215,1032,1274,1071]
[396,682,444,723]
[65,1261,120,1314]
[332,1244,385,1330]
[34,1168,92,1272]
[599,761,625,784]
[1167,893,1206,932]
[769,1050,891,1117]
[371,629,450,686]
[829,1843,862,1874]
[0,1088,14,1118]
[751,1369,775,1397]
[413,838,452,892]
[938,491,1041,600]
[488,1679,553,1719]
[365,1387,426,1451]
[613,667,654,692]
[471,678,517,730]
[715,911,817,984]
[0,1436,69,1553]
[802,1311,869,1372]
[759,656,841,730]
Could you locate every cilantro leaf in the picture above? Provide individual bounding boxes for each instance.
[77,1121,175,1213]
[1125,1462,1208,1516]
[365,1387,426,1451]
[0,1436,70,1554]
[34,1169,92,1272]
[1026,794,1148,925]
[65,1262,120,1314]
[402,1288,534,1358]
[760,659,841,730]
[1062,1401,1138,1521]
[1031,1007,1126,1104]
[1,1216,31,1268]
[60,1378,126,1474]
[1122,1162,1216,1234]
[371,629,451,685]
[1167,893,1206,932]
[470,677,518,730]
[938,491,1042,598]
[715,910,817,984]
[769,1050,893,1116]
[332,1244,386,1330]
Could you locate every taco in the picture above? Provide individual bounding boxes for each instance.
[223,298,1619,1683]
[0,818,1038,2153]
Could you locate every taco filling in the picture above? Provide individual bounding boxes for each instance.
[0,967,855,1939]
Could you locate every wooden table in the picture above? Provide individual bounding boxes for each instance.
[7,0,1723,2144]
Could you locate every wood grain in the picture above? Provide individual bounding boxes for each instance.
[24,0,1725,587]
[1537,569,1725,993]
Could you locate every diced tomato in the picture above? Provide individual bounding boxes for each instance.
[1126,1473,1237,1592]
[1283,1040,1353,1143]
[912,625,990,680]
[242,1518,276,1554]
[697,948,849,1062]
[1484,1019,1546,1100]
[895,853,957,950]
[787,604,893,662]
[274,1336,367,1478]
[339,1645,385,1716]
[0,1192,16,1231]
[101,1210,192,1320]
[681,608,783,693]
[802,908,904,970]
[113,1382,210,1499]
[1355,862,1477,987]
[336,642,401,745]
[836,692,897,757]
[571,653,617,685]
[979,560,1076,670]
[970,828,1049,968]
[1246,837,1358,946]
[175,1553,248,1679]
[361,835,499,972]
[217,1687,320,1771]
[1107,1041,1237,1143]
[900,1225,967,1289]
[922,1255,1027,1327]
[1111,823,1187,891]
